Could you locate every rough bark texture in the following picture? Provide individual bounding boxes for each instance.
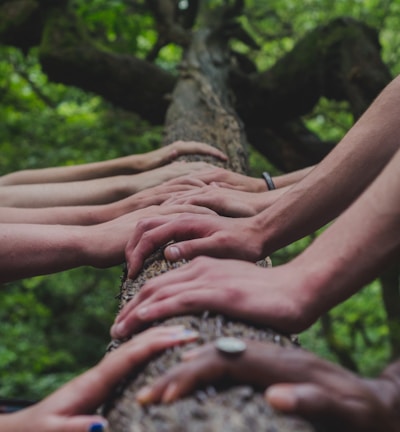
[103,21,315,432]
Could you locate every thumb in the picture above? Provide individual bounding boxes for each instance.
[164,237,219,261]
[265,383,335,417]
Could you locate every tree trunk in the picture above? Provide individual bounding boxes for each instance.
[103,13,315,432]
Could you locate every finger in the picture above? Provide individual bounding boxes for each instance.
[114,257,204,328]
[166,176,207,188]
[114,288,217,338]
[136,347,224,405]
[176,141,227,161]
[160,204,216,216]
[164,235,228,262]
[125,217,178,278]
[265,383,362,426]
[213,182,245,191]
[45,326,198,414]
[56,416,108,432]
[126,214,214,277]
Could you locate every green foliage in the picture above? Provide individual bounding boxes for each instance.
[300,281,391,377]
[0,0,396,400]
[0,44,161,399]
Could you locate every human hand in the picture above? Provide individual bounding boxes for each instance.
[2,326,198,432]
[135,339,400,432]
[113,181,204,217]
[111,257,312,339]
[125,212,266,279]
[135,161,219,192]
[162,184,269,217]
[86,204,217,269]
[139,141,227,171]
[164,166,266,192]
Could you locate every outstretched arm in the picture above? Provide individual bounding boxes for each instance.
[135,340,400,432]
[0,181,201,225]
[0,204,215,283]
[0,326,198,432]
[116,146,400,338]
[162,184,290,217]
[0,161,213,208]
[0,141,227,186]
[125,74,400,273]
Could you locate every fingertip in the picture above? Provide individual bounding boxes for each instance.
[136,385,154,405]
[265,384,298,412]
[110,321,127,339]
[87,421,109,432]
[165,245,181,261]
[162,382,179,403]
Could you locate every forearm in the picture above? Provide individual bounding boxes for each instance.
[290,147,400,321]
[273,165,315,188]
[256,75,400,254]
[252,187,291,213]
[0,413,21,432]
[0,204,116,225]
[0,155,144,186]
[0,224,90,283]
[0,176,131,208]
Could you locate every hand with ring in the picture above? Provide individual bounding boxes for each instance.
[136,338,399,432]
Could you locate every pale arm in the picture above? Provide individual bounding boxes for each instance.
[0,141,227,185]
[289,145,400,322]
[272,165,314,188]
[116,148,400,338]
[0,181,201,225]
[123,75,400,273]
[0,161,213,208]
[255,75,400,255]
[163,184,290,217]
[0,204,215,283]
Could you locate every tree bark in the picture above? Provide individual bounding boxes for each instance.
[103,9,315,432]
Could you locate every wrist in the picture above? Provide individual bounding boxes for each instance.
[289,248,354,324]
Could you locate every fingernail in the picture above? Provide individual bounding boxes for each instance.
[265,386,297,411]
[136,385,153,405]
[173,329,198,340]
[137,307,148,319]
[88,422,109,432]
[162,382,178,403]
[166,246,180,260]
[111,322,126,339]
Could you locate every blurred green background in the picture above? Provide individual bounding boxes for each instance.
[0,0,399,400]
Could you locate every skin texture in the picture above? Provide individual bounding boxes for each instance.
[124,75,400,277]
[0,326,198,432]
[0,182,202,225]
[0,204,215,283]
[0,161,216,208]
[135,341,400,432]
[0,141,227,185]
[162,184,289,217]
[115,146,400,338]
